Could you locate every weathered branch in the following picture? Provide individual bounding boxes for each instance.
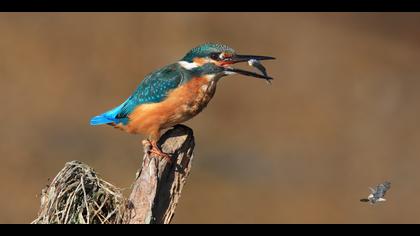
[123,124,195,224]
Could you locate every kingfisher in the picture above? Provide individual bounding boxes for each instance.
[90,43,274,161]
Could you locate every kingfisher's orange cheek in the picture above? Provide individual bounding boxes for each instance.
[193,57,209,65]
[223,53,233,58]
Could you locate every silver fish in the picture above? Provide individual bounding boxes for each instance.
[248,59,271,84]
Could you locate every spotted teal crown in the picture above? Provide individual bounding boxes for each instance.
[182,43,236,62]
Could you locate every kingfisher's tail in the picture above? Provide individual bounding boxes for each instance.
[90,114,115,125]
[90,102,126,126]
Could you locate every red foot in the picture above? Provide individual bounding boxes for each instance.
[143,140,173,163]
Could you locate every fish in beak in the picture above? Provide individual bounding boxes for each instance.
[222,54,275,83]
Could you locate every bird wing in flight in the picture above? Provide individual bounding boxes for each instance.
[373,181,391,199]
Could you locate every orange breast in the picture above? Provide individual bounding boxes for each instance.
[124,77,217,139]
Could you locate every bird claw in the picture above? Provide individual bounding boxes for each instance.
[149,148,173,164]
[142,139,173,163]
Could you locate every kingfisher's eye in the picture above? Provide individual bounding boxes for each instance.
[210,53,220,60]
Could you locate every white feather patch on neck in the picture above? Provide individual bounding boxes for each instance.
[204,74,216,80]
[178,61,199,70]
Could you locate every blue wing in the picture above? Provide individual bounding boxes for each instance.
[90,63,186,126]
[373,181,391,199]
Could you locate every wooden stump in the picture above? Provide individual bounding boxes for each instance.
[33,125,195,224]
[123,124,195,224]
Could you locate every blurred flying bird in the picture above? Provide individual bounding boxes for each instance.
[360,181,391,204]
[90,43,275,161]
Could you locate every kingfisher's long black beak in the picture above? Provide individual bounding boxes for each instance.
[229,54,275,63]
[224,67,273,81]
[223,54,275,82]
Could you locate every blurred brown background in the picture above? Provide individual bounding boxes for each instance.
[1,13,420,224]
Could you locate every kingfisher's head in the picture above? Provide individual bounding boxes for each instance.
[179,43,274,81]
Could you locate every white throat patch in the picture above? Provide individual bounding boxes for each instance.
[178,61,199,70]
